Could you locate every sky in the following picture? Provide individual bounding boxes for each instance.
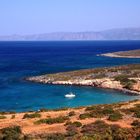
[0,0,140,35]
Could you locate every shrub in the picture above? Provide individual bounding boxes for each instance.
[114,75,129,82]
[128,104,140,118]
[0,115,6,119]
[136,136,140,140]
[108,112,123,121]
[131,120,140,127]
[46,133,65,140]
[102,107,115,115]
[23,113,41,119]
[39,108,49,112]
[81,120,109,136]
[71,121,82,127]
[11,115,15,119]
[110,125,132,140]
[35,116,69,124]
[85,105,115,118]
[53,107,69,111]
[79,113,91,120]
[81,121,133,139]
[85,105,101,111]
[68,111,75,117]
[1,126,22,140]
[134,112,140,118]
[114,75,136,89]
[64,121,72,126]
[66,125,78,136]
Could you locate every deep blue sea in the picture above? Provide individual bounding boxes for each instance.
[0,41,140,112]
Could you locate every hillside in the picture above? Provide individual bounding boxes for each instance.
[0,100,140,139]
[1,27,140,41]
[27,64,140,95]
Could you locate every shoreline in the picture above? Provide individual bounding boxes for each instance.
[27,77,140,95]
[26,64,140,95]
[100,53,140,58]
[99,49,140,58]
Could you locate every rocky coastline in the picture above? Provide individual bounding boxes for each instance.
[26,64,140,95]
[100,49,140,58]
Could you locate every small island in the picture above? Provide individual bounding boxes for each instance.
[27,64,140,95]
[101,49,140,58]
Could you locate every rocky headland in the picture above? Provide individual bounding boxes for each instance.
[101,49,140,58]
[27,64,140,95]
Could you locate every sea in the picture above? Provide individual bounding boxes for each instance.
[0,41,140,112]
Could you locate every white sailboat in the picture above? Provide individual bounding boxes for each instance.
[65,92,76,98]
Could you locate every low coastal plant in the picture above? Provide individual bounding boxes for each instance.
[82,105,115,119]
[81,120,133,139]
[11,115,15,119]
[65,121,82,127]
[53,107,69,111]
[35,116,69,125]
[23,113,41,119]
[66,125,78,137]
[81,120,110,136]
[108,112,123,121]
[0,115,6,119]
[79,113,91,120]
[45,133,65,140]
[72,121,82,127]
[0,126,23,140]
[131,120,140,127]
[68,111,76,117]
[114,75,136,89]
[125,104,140,118]
[39,108,49,112]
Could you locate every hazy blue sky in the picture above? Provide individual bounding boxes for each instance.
[0,0,140,35]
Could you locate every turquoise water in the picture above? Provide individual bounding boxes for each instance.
[0,41,140,112]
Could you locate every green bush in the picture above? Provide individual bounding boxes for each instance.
[127,104,140,118]
[108,112,123,121]
[114,75,136,89]
[35,116,69,124]
[134,112,140,118]
[45,133,65,140]
[85,105,115,118]
[85,105,101,111]
[79,113,91,119]
[81,121,133,139]
[23,113,41,119]
[0,115,6,119]
[72,121,82,127]
[0,126,22,140]
[81,120,109,136]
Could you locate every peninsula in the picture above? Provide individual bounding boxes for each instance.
[27,64,140,95]
[101,49,140,58]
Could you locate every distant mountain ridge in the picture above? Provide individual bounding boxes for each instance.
[1,27,140,41]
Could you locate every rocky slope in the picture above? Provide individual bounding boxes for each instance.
[27,64,140,95]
